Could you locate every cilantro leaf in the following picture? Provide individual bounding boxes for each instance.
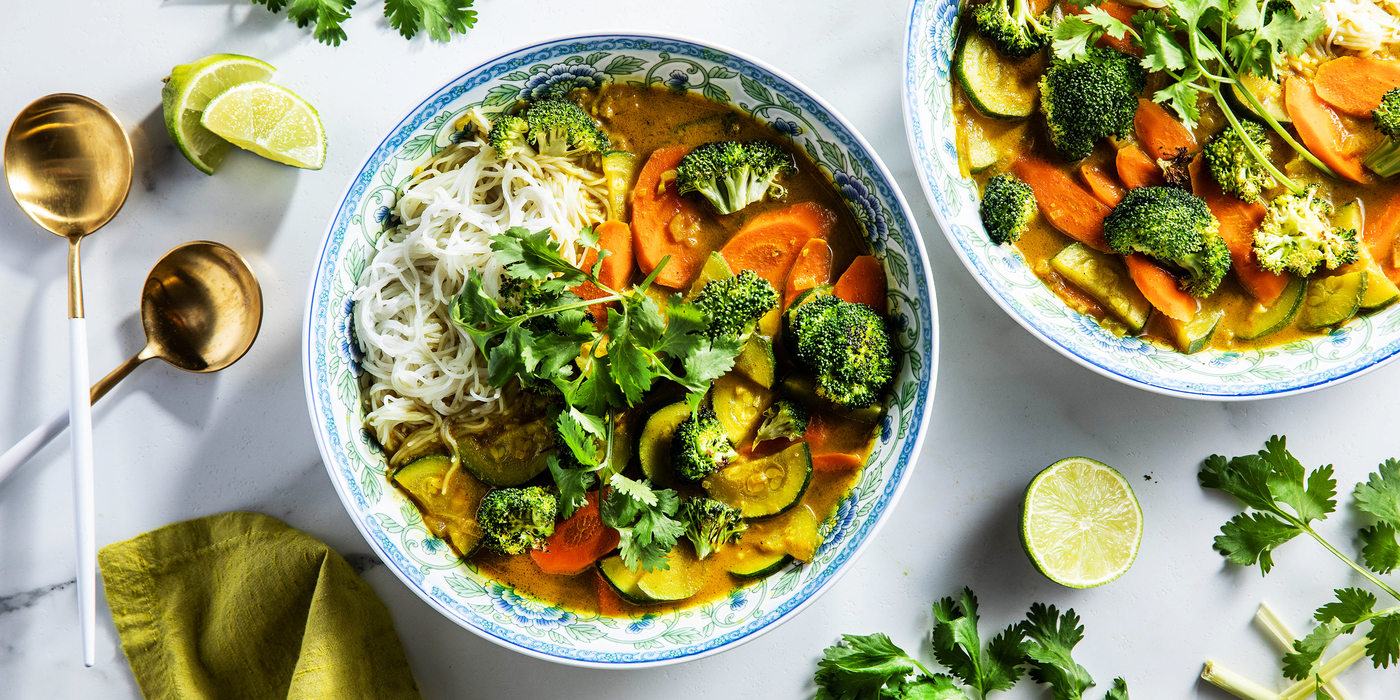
[1020,604,1095,700]
[602,475,683,572]
[491,227,588,287]
[1199,452,1276,513]
[1367,612,1400,668]
[815,633,927,700]
[1213,511,1303,573]
[1052,17,1107,63]
[1283,617,1348,680]
[1354,459,1400,527]
[1257,4,1326,65]
[607,305,657,404]
[1260,436,1336,524]
[1360,523,1400,575]
[901,675,968,700]
[679,336,743,409]
[384,0,476,42]
[1104,678,1129,700]
[547,456,595,518]
[1134,11,1188,72]
[931,589,1023,697]
[253,0,354,46]
[1315,588,1377,625]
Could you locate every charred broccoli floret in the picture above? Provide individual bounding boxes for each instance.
[971,0,1052,58]
[694,269,780,341]
[1158,147,1194,191]
[477,486,558,555]
[679,497,746,560]
[675,141,797,215]
[487,98,610,158]
[979,173,1037,244]
[786,294,896,410]
[752,399,809,447]
[1203,119,1276,202]
[672,408,737,481]
[1253,185,1361,276]
[1104,186,1230,297]
[1039,49,1146,161]
[1365,87,1400,177]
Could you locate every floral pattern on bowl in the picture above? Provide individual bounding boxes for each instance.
[304,33,938,667]
[902,0,1400,399]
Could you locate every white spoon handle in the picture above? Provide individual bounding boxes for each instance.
[0,407,69,485]
[69,317,96,667]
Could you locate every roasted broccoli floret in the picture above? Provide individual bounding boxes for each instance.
[1039,49,1147,161]
[786,295,896,410]
[1158,147,1194,191]
[477,486,558,555]
[971,0,1051,58]
[672,408,737,481]
[487,98,610,158]
[694,269,780,341]
[1365,87,1400,177]
[752,399,809,447]
[1104,186,1230,297]
[679,497,746,560]
[1203,120,1276,202]
[979,173,1037,244]
[675,141,797,215]
[1253,185,1361,276]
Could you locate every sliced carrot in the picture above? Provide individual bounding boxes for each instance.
[1314,56,1400,118]
[572,220,635,324]
[1012,156,1113,252]
[832,254,887,312]
[1365,188,1400,283]
[1187,157,1286,303]
[1068,2,1141,56]
[1283,76,1369,184]
[596,576,631,616]
[813,453,864,470]
[1135,98,1198,160]
[1115,143,1165,189]
[783,238,833,307]
[530,492,620,576]
[719,202,836,289]
[631,146,706,287]
[1079,164,1125,207]
[1124,253,1199,322]
[803,412,832,454]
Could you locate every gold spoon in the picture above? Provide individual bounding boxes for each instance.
[0,241,263,480]
[5,93,132,667]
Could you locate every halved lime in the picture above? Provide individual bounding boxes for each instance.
[200,82,326,170]
[162,54,276,174]
[1021,457,1142,588]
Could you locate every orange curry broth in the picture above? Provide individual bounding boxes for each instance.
[387,84,884,615]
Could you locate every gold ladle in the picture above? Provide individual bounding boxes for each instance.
[5,93,132,667]
[0,241,263,482]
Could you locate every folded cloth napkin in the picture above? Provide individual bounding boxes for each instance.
[98,511,422,700]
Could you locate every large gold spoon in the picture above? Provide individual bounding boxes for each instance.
[0,241,263,480]
[5,94,132,667]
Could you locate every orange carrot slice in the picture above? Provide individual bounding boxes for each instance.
[784,238,833,307]
[1080,164,1125,207]
[1068,2,1141,56]
[1314,56,1400,118]
[1135,98,1198,160]
[1284,76,1369,184]
[1115,143,1165,189]
[631,146,706,287]
[531,492,620,575]
[1187,157,1286,303]
[1124,253,1199,322]
[1365,188,1400,283]
[719,202,836,289]
[1012,156,1113,252]
[572,220,634,324]
[832,254,887,312]
[812,453,864,471]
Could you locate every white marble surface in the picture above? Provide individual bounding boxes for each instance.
[1,1,1397,697]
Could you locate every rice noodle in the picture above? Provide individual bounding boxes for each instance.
[1320,0,1400,56]
[352,107,608,453]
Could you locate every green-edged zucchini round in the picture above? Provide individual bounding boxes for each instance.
[733,335,777,389]
[1300,271,1367,331]
[711,373,774,448]
[703,442,813,519]
[636,548,707,602]
[638,402,692,485]
[954,30,1039,120]
[1227,73,1291,126]
[455,415,553,487]
[727,550,793,579]
[597,556,652,605]
[1238,275,1305,340]
[685,252,734,301]
[392,454,490,557]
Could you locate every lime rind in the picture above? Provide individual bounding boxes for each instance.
[1020,457,1142,589]
[162,54,276,174]
[200,81,327,170]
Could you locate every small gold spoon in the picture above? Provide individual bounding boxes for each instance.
[0,241,263,479]
[5,93,132,667]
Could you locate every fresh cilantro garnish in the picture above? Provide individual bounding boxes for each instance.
[815,633,937,700]
[1020,604,1096,700]
[931,589,1024,698]
[249,0,475,46]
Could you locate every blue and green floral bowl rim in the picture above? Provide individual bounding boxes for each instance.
[902,0,1400,400]
[303,33,939,667]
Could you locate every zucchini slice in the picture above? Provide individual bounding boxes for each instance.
[733,335,777,389]
[685,252,733,301]
[1300,271,1367,331]
[954,30,1039,120]
[597,556,651,605]
[1049,243,1152,334]
[781,505,824,563]
[1239,275,1304,340]
[637,402,692,486]
[1165,307,1224,354]
[455,415,553,487]
[703,442,813,519]
[636,548,707,602]
[602,150,639,222]
[1361,263,1400,311]
[1228,73,1291,126]
[712,373,775,447]
[727,549,793,579]
[392,455,490,557]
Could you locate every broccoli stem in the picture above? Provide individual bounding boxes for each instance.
[1199,660,1275,700]
[1209,83,1306,197]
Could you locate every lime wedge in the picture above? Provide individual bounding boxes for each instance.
[162,54,276,174]
[200,82,326,170]
[1021,457,1142,588]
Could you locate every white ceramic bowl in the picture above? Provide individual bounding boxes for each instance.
[903,0,1400,399]
[303,33,938,667]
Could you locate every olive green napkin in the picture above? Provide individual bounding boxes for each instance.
[98,511,422,700]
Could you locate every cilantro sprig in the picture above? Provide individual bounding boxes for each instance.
[1053,0,1333,189]
[249,0,476,46]
[451,226,742,571]
[1200,437,1400,687]
[813,588,1128,700]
